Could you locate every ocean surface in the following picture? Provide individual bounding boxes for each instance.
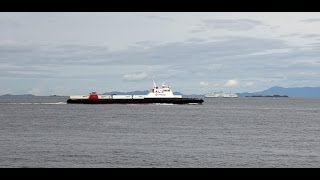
[0,96,319,168]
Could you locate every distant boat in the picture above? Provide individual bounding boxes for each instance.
[205,91,238,98]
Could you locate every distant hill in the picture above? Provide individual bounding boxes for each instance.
[102,90,184,95]
[238,86,320,98]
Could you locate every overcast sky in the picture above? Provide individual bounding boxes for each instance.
[1,12,320,95]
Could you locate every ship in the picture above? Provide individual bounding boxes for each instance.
[205,91,238,98]
[67,81,204,104]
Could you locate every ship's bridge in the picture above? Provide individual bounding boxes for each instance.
[145,81,182,98]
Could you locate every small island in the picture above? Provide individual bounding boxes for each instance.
[245,94,289,98]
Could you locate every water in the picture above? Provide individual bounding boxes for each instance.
[0,96,319,168]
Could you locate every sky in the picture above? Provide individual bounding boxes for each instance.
[1,12,320,95]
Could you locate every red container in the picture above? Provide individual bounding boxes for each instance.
[89,92,99,101]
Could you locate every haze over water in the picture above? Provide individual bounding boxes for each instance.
[0,96,319,168]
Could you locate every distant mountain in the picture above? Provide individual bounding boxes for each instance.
[102,90,184,95]
[238,86,320,98]
[173,92,184,95]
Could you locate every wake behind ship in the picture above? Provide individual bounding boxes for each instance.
[67,81,204,104]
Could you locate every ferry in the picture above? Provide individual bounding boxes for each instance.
[67,81,204,104]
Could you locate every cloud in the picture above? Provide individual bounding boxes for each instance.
[301,18,320,23]
[132,41,158,48]
[0,36,289,67]
[201,19,264,31]
[0,40,34,53]
[224,80,238,87]
[0,40,17,46]
[301,34,320,39]
[1,35,320,94]
[123,72,148,81]
[0,19,21,28]
[244,82,254,87]
[280,33,302,38]
[200,81,209,87]
[205,64,223,71]
[0,36,301,93]
[189,28,206,33]
[142,14,174,22]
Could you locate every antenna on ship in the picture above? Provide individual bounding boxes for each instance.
[162,81,165,87]
[152,79,157,88]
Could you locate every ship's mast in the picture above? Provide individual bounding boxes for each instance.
[153,79,157,88]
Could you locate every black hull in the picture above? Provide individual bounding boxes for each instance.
[67,98,204,104]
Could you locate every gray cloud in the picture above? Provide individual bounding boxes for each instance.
[142,15,174,22]
[1,35,320,94]
[301,18,320,23]
[200,81,209,87]
[0,19,21,28]
[123,72,148,81]
[280,33,302,38]
[185,38,208,43]
[200,19,264,31]
[189,28,206,33]
[0,40,35,53]
[301,34,320,39]
[0,37,297,75]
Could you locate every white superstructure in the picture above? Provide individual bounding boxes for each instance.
[144,80,182,98]
[205,91,238,98]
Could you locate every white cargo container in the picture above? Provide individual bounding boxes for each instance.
[70,95,89,100]
[132,95,145,99]
[98,95,112,99]
[112,95,133,99]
